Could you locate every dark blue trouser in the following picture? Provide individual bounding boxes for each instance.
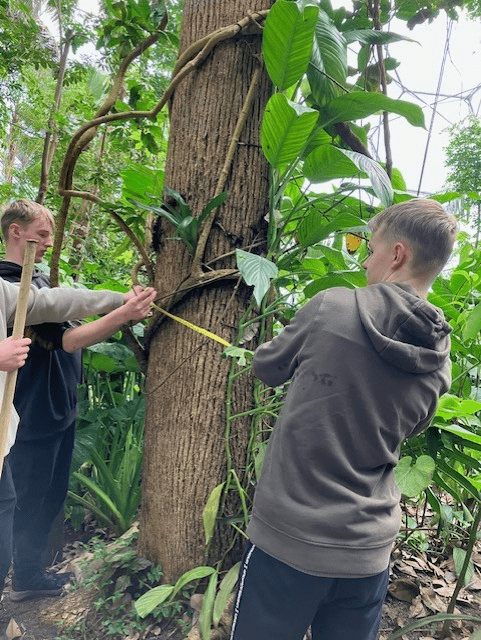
[230,543,389,640]
[0,458,16,587]
[9,423,75,581]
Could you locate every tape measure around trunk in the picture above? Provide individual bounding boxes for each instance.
[151,303,231,347]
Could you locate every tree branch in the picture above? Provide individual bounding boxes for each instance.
[192,64,263,275]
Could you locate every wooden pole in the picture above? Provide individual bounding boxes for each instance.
[0,240,37,477]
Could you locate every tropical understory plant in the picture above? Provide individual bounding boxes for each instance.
[131,2,481,638]
[2,0,481,638]
[67,331,146,536]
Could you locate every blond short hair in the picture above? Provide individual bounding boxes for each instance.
[368,198,458,279]
[1,199,55,241]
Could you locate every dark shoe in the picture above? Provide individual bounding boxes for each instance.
[10,571,62,602]
[48,570,74,587]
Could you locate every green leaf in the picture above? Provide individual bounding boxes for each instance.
[261,94,318,168]
[436,394,481,420]
[221,346,254,366]
[435,458,481,501]
[135,584,175,618]
[163,186,191,218]
[297,210,363,247]
[236,250,278,306]
[341,149,393,207]
[200,571,218,640]
[304,145,361,182]
[304,273,362,298]
[344,30,418,46]
[452,547,475,586]
[203,482,225,546]
[307,9,347,104]
[436,423,481,447]
[463,300,481,341]
[254,441,268,482]
[173,566,217,595]
[83,351,118,373]
[262,0,319,89]
[72,472,124,524]
[199,191,228,224]
[319,92,425,128]
[314,245,347,270]
[121,164,164,200]
[213,563,240,626]
[72,425,97,472]
[303,147,393,206]
[394,455,435,497]
[386,614,481,639]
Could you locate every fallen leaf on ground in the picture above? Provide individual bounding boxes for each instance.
[419,585,447,612]
[6,618,22,640]
[388,578,420,602]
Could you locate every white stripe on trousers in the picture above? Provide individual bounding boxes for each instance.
[229,544,256,640]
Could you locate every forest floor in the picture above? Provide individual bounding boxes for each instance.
[0,525,480,640]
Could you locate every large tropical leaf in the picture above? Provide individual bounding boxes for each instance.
[236,249,278,306]
[304,271,366,298]
[261,94,318,168]
[342,149,393,207]
[121,164,164,200]
[343,30,418,46]
[303,146,393,206]
[463,300,481,341]
[318,92,425,128]
[307,9,347,104]
[394,455,435,497]
[297,210,364,247]
[262,0,319,90]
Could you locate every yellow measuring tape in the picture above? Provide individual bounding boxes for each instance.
[151,302,231,347]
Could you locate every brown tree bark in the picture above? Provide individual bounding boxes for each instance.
[138,0,272,581]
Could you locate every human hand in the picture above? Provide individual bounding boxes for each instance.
[122,286,157,322]
[0,336,32,372]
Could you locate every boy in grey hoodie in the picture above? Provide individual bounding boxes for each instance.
[230,199,458,640]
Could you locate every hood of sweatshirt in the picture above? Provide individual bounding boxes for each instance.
[355,282,451,374]
[0,261,50,292]
[0,261,46,283]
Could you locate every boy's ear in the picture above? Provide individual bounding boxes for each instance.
[8,223,22,240]
[392,241,410,270]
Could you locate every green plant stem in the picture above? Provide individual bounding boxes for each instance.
[441,502,481,637]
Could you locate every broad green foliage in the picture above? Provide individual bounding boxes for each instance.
[3,0,481,636]
[394,455,436,497]
[444,117,481,242]
[318,92,425,128]
[135,566,216,618]
[68,336,147,534]
[236,249,279,306]
[307,7,348,105]
[261,95,318,168]
[303,147,393,205]
[132,189,228,255]
[263,0,320,90]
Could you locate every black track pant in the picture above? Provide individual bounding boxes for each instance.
[0,458,16,586]
[10,422,75,580]
[230,543,389,640]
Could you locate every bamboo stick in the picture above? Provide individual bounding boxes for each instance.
[0,240,37,476]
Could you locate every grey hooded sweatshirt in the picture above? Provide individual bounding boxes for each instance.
[247,282,451,578]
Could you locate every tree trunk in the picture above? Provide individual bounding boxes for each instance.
[138,0,272,581]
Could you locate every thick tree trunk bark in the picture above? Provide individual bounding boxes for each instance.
[139,0,272,581]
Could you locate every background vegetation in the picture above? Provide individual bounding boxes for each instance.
[1,0,481,638]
